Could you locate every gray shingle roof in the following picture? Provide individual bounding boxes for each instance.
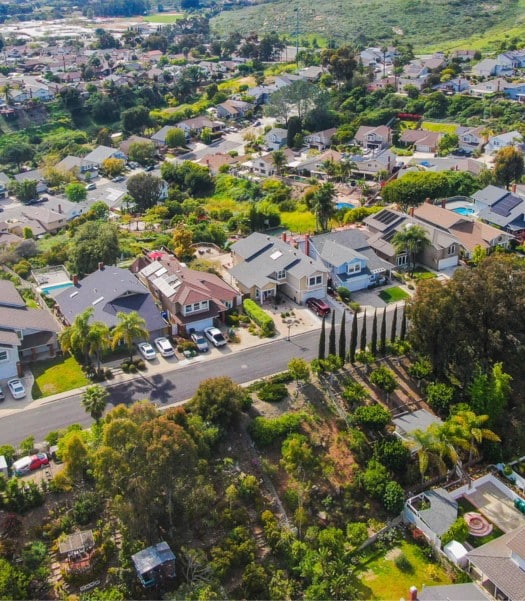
[0,305,60,333]
[471,185,508,206]
[0,280,25,307]
[55,267,165,333]
[419,488,458,536]
[419,583,492,601]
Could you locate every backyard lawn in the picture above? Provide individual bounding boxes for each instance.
[31,356,88,399]
[421,121,459,134]
[410,268,437,282]
[355,539,452,599]
[143,13,184,23]
[379,286,410,303]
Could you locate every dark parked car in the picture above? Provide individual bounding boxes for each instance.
[305,297,331,316]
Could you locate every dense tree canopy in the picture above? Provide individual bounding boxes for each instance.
[69,221,120,276]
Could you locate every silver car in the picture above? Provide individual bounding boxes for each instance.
[191,332,209,352]
[204,327,227,348]
[137,342,156,360]
[154,337,175,357]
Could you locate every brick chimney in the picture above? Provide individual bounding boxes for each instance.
[409,206,415,217]
[281,231,287,243]
[73,274,79,286]
[425,197,432,204]
[57,204,62,213]
[304,234,310,257]
[441,199,446,209]
[409,586,418,601]
[98,262,104,270]
[512,183,517,193]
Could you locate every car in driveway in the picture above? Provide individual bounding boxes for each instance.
[305,297,331,317]
[190,332,209,352]
[137,341,156,360]
[13,453,49,476]
[85,182,97,191]
[204,327,227,348]
[154,337,175,357]
[7,378,26,399]
[112,175,125,183]
[0,385,4,402]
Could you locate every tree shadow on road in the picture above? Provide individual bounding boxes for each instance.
[106,373,177,407]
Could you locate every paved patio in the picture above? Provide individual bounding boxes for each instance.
[464,480,525,533]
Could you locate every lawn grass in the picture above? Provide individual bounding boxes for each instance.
[37,232,69,253]
[355,539,452,599]
[456,496,504,548]
[280,209,316,234]
[410,268,437,282]
[422,122,458,135]
[143,13,184,23]
[31,356,88,400]
[379,286,410,303]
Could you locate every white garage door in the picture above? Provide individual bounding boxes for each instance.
[438,256,459,270]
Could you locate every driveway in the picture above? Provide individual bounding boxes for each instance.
[464,480,525,533]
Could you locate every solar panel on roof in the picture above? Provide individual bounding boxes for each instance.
[375,210,399,225]
[141,260,163,277]
[492,195,521,217]
[154,267,167,277]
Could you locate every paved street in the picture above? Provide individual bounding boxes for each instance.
[0,306,401,446]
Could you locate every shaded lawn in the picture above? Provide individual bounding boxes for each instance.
[31,356,88,399]
[411,268,437,281]
[379,286,410,303]
[355,540,452,600]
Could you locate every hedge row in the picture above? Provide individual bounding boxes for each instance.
[249,413,306,447]
[243,299,275,337]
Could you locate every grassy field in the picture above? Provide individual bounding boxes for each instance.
[211,0,520,51]
[280,209,317,233]
[31,356,88,400]
[355,539,452,599]
[422,122,459,134]
[143,13,184,23]
[379,286,410,303]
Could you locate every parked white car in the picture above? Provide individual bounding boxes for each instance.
[190,332,209,352]
[7,378,25,399]
[204,327,227,348]
[154,337,175,357]
[137,342,156,360]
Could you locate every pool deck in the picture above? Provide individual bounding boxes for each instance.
[464,481,525,533]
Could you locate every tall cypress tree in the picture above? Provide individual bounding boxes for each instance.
[390,305,398,343]
[328,311,336,356]
[379,307,387,355]
[370,308,378,356]
[349,312,358,363]
[360,309,367,352]
[400,307,407,341]
[318,316,326,360]
[338,311,346,362]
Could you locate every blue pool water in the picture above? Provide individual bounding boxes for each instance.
[41,281,74,295]
[336,202,356,210]
[452,207,475,216]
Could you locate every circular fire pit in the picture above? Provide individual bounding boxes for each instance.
[464,512,493,537]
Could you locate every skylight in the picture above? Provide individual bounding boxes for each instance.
[270,250,283,260]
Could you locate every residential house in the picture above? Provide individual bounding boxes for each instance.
[251,153,276,177]
[198,152,240,175]
[216,99,253,120]
[393,408,444,444]
[56,155,98,179]
[471,185,525,235]
[14,169,47,194]
[120,135,153,156]
[404,487,458,545]
[54,265,167,340]
[264,128,288,151]
[58,530,95,573]
[364,208,460,270]
[132,542,176,588]
[399,130,442,153]
[0,280,60,378]
[451,49,477,62]
[416,583,491,600]
[467,524,525,601]
[349,149,396,179]
[308,229,394,292]
[456,126,486,153]
[151,125,180,147]
[83,145,127,169]
[298,65,325,81]
[0,172,10,199]
[229,232,329,304]
[434,77,471,94]
[132,249,241,337]
[177,116,223,137]
[470,77,512,97]
[273,74,303,89]
[414,202,513,258]
[502,81,525,101]
[353,125,392,151]
[485,130,523,154]
[8,206,68,237]
[305,127,337,151]
[472,58,500,78]
[290,149,343,178]
[243,84,277,105]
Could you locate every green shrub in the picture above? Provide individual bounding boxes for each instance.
[243,299,275,337]
[269,371,294,385]
[394,553,414,573]
[349,301,361,313]
[128,364,137,373]
[353,404,391,431]
[134,359,146,371]
[258,382,288,403]
[337,287,351,301]
[248,413,305,446]
[441,517,468,546]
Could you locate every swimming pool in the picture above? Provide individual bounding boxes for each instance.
[336,202,356,210]
[40,281,74,295]
[452,207,475,216]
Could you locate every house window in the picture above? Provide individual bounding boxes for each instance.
[308,275,323,287]
[184,304,193,314]
[276,270,286,280]
[396,254,408,266]
[448,244,456,255]
[223,300,233,309]
[0,350,8,362]
[193,303,200,311]
[347,263,361,275]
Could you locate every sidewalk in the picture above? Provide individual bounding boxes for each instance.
[0,301,322,419]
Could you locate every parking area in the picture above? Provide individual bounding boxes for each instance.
[464,480,525,533]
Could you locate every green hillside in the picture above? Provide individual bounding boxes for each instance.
[211,0,524,52]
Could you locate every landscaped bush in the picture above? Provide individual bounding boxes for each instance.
[269,371,294,385]
[258,382,288,403]
[337,287,351,301]
[249,413,305,446]
[353,405,391,431]
[349,301,362,313]
[243,299,275,337]
[441,517,468,546]
[134,359,146,371]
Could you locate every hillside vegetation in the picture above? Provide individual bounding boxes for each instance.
[211,0,522,51]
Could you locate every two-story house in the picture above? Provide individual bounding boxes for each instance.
[229,232,329,304]
[0,280,60,378]
[216,99,253,120]
[471,185,525,235]
[251,153,277,177]
[308,230,394,292]
[264,128,288,151]
[364,208,460,271]
[485,131,523,154]
[56,155,98,180]
[132,249,241,337]
[177,116,223,137]
[456,126,486,153]
[305,128,337,151]
[353,125,392,151]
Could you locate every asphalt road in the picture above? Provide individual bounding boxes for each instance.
[0,309,398,446]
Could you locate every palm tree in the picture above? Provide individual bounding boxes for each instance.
[311,182,336,232]
[271,150,287,176]
[86,321,111,370]
[406,424,457,483]
[58,307,94,364]
[447,410,500,464]
[111,311,149,361]
[392,224,431,275]
[81,384,109,423]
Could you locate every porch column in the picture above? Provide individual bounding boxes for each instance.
[16,361,23,377]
